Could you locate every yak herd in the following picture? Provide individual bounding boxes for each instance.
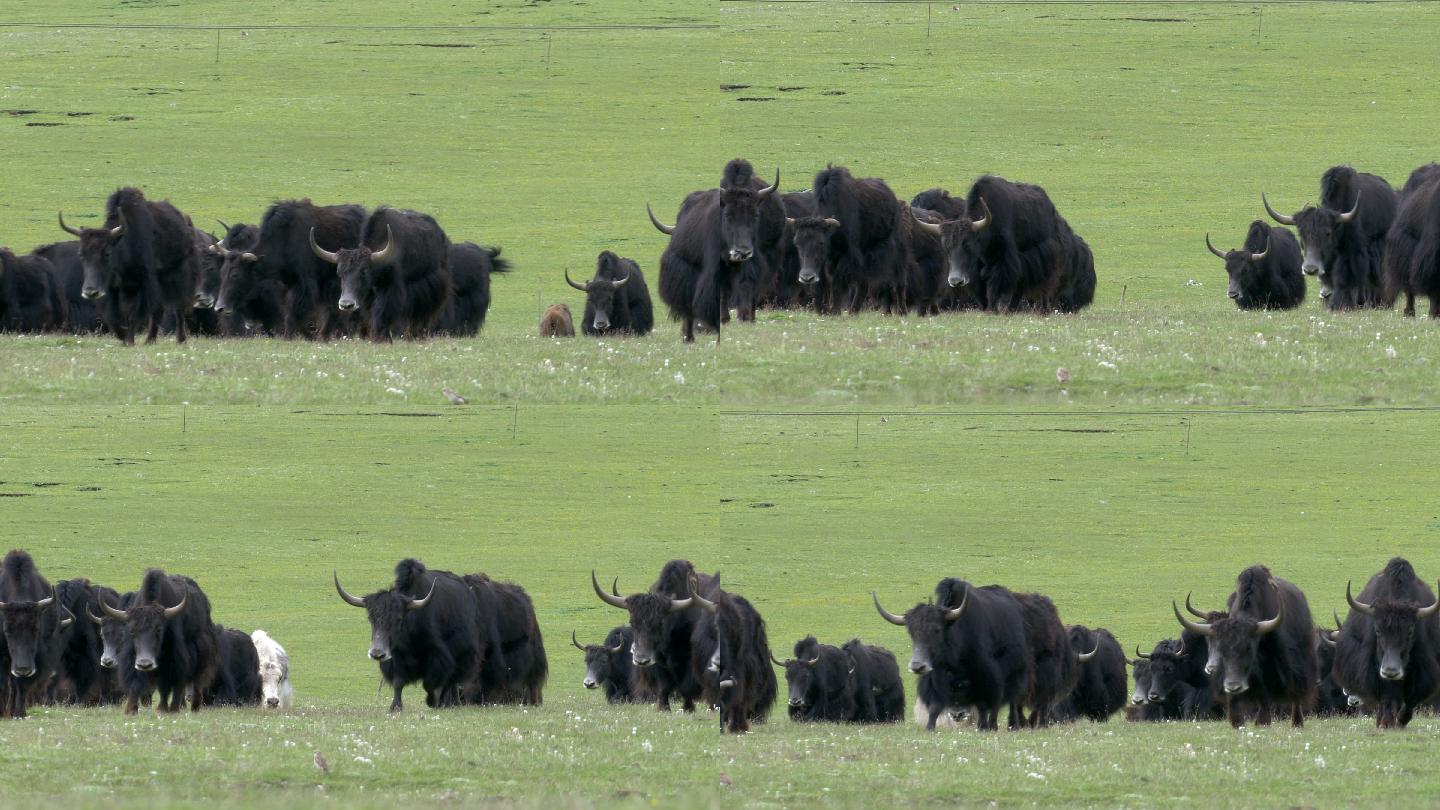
[6,550,1440,733]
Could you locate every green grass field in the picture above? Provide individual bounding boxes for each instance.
[3,0,1440,807]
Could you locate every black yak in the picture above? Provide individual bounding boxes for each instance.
[1057,625,1126,723]
[572,626,652,704]
[592,560,720,713]
[774,636,856,723]
[1173,565,1317,727]
[0,249,61,332]
[567,251,654,336]
[51,578,116,706]
[690,583,776,734]
[59,188,199,343]
[1014,592,1082,727]
[100,569,219,714]
[1264,166,1396,309]
[435,242,507,336]
[1333,558,1440,728]
[652,160,781,341]
[842,638,905,723]
[33,241,97,333]
[460,572,547,706]
[1205,221,1304,310]
[1381,168,1440,318]
[210,222,284,335]
[0,550,68,718]
[874,579,1031,731]
[1134,638,1210,720]
[203,626,262,706]
[311,206,451,340]
[910,188,967,220]
[334,559,480,711]
[811,164,911,314]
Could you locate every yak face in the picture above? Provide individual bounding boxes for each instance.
[1371,604,1425,681]
[0,600,53,678]
[362,591,418,662]
[1209,618,1272,695]
[1142,645,1187,704]
[790,218,838,285]
[904,605,956,675]
[572,252,633,332]
[582,646,616,689]
[622,594,679,668]
[76,228,125,300]
[938,219,984,289]
[259,656,289,707]
[1129,659,1152,705]
[333,248,377,313]
[718,187,767,263]
[215,252,262,315]
[195,242,221,309]
[1291,206,1345,279]
[96,611,128,669]
[126,605,171,672]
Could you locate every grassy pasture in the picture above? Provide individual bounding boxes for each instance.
[2,0,1440,807]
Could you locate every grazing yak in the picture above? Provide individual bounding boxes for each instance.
[539,303,575,337]
[1205,221,1304,310]
[572,626,652,704]
[51,578,116,706]
[809,164,911,314]
[690,582,776,734]
[842,638,905,723]
[335,559,480,711]
[460,572,547,706]
[1174,565,1317,727]
[775,636,855,722]
[1382,167,1440,318]
[93,590,153,711]
[1056,625,1126,723]
[1013,591,1083,727]
[204,625,262,706]
[0,248,63,332]
[60,188,199,344]
[219,199,365,339]
[0,551,69,719]
[208,222,285,334]
[1264,166,1396,309]
[1133,638,1208,720]
[311,206,452,340]
[33,241,99,333]
[592,560,720,713]
[567,251,654,336]
[1333,558,1440,728]
[914,175,1094,313]
[251,629,293,710]
[651,160,781,341]
[435,242,508,336]
[874,579,1031,731]
[101,569,219,714]
[910,188,967,220]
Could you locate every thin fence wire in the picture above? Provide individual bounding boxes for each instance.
[0,22,718,32]
[719,405,1440,418]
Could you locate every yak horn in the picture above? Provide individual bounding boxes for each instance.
[571,630,586,652]
[59,606,74,629]
[407,582,435,611]
[872,592,906,626]
[611,272,631,289]
[1077,643,1100,663]
[944,586,969,623]
[58,211,84,237]
[1418,585,1440,619]
[88,607,105,626]
[1336,192,1361,224]
[1173,599,1213,637]
[1205,233,1227,260]
[769,652,787,667]
[1255,600,1284,635]
[369,225,395,266]
[646,203,675,235]
[1249,236,1270,261]
[969,197,991,232]
[592,571,629,610]
[912,207,943,236]
[309,228,339,264]
[685,582,712,614]
[334,572,367,608]
[757,168,779,198]
[162,592,188,620]
[1185,592,1210,619]
[1134,644,1152,661]
[823,217,841,229]
[1345,580,1373,617]
[101,600,130,621]
[1263,193,1296,226]
[564,268,588,292]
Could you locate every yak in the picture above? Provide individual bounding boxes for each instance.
[1174,565,1317,727]
[435,242,507,336]
[1014,592,1083,727]
[874,578,1031,731]
[0,249,61,332]
[572,626,652,704]
[690,583,775,734]
[567,251,654,336]
[219,199,365,338]
[33,241,97,333]
[539,303,575,337]
[774,636,855,723]
[1314,625,1356,717]
[1056,625,1126,723]
[1133,638,1210,720]
[1205,221,1304,310]
[1264,165,1396,309]
[842,638,905,723]
[810,164,911,314]
[51,578,117,706]
[1381,169,1440,318]
[206,222,284,334]
[311,206,451,340]
[914,175,1091,313]
[0,550,69,719]
[204,626,262,706]
[592,560,720,713]
[910,188,967,220]
[1333,557,1440,728]
[60,188,198,344]
[334,559,480,711]
[100,569,218,714]
[651,160,781,341]
[460,572,547,706]
[251,629,293,709]
[904,204,954,315]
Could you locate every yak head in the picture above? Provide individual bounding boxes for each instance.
[1345,580,1440,681]
[59,211,125,300]
[1263,193,1357,282]
[572,629,626,690]
[1205,226,1272,304]
[718,169,779,263]
[197,221,252,310]
[215,246,266,316]
[0,589,61,679]
[873,588,967,676]
[1133,639,1187,704]
[1174,596,1283,695]
[255,637,290,708]
[590,571,693,668]
[774,636,831,708]
[911,197,992,288]
[566,252,633,332]
[310,225,394,312]
[1128,657,1152,706]
[90,594,132,670]
[101,591,187,673]
[334,571,434,662]
[788,216,840,285]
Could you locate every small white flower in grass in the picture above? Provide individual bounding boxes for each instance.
[1098,361,1117,371]
[385,387,405,396]
[641,739,653,753]
[673,372,685,384]
[1027,772,1045,781]
[354,755,372,765]
[1385,346,1397,359]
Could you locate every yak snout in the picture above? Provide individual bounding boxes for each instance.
[81,286,105,300]
[10,665,34,679]
[1380,665,1404,681]
[100,655,116,670]
[266,696,281,708]
[1222,679,1248,695]
[338,298,359,312]
[727,248,753,263]
[135,658,157,672]
[194,292,215,309]
[798,268,819,285]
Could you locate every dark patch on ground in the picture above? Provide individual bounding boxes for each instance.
[737,97,776,103]
[750,502,775,509]
[25,122,64,127]
[1026,428,1116,434]
[770,473,821,483]
[842,62,893,70]
[356,43,476,49]
[720,84,751,91]
[76,486,101,492]
[821,90,846,96]
[103,457,151,465]
[1125,17,1187,23]
[67,112,95,117]
[5,109,39,116]
[314,412,442,418]
[32,482,62,488]
[0,493,34,498]
[777,86,807,92]
[110,116,136,122]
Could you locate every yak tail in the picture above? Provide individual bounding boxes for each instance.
[394,558,428,592]
[486,247,511,274]
[1,550,37,584]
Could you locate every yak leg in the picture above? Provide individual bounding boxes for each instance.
[925,705,942,731]
[144,313,161,344]
[1399,703,1414,728]
[682,317,695,343]
[1403,291,1416,317]
[1255,699,1272,726]
[173,307,188,344]
[1290,702,1304,728]
[389,685,405,712]
[1429,296,1440,319]
[1007,702,1026,730]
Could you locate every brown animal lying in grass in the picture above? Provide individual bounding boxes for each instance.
[539,303,574,337]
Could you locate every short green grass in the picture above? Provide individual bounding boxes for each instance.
[3,0,1440,807]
